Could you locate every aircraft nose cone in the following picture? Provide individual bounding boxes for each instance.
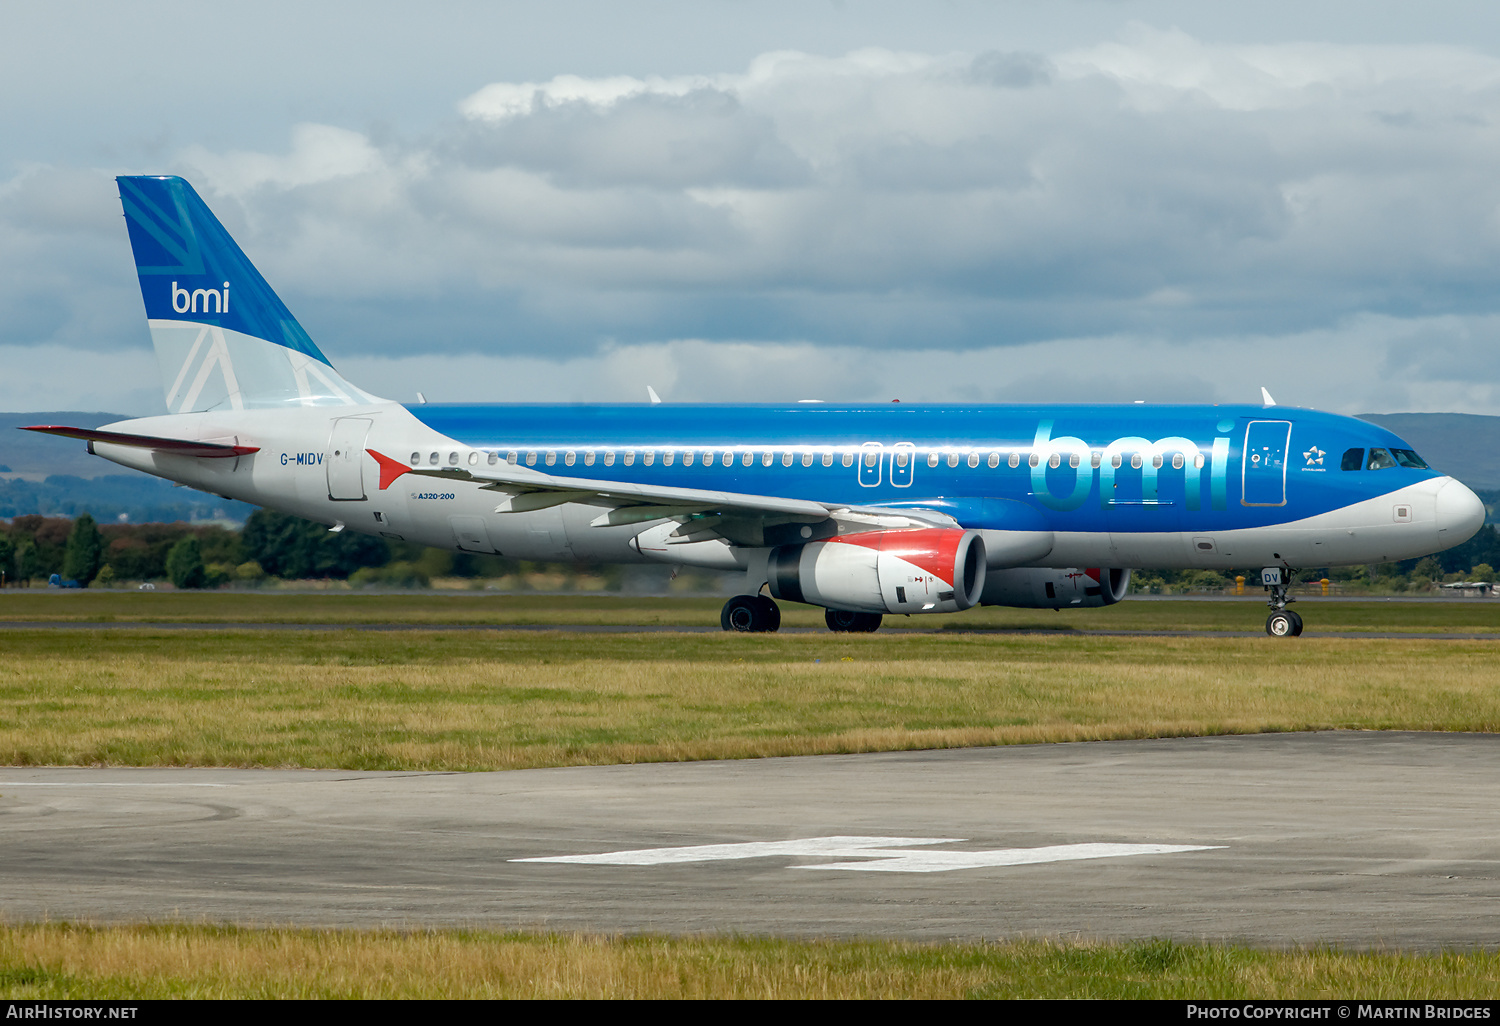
[1435,477,1486,543]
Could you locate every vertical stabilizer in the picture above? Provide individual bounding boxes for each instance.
[117,175,380,413]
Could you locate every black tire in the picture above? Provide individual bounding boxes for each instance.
[1266,611,1297,637]
[722,595,778,633]
[754,595,782,632]
[1287,610,1304,636]
[825,609,883,633]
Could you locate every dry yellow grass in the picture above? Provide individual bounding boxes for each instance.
[1,630,1498,769]
[4,924,1500,999]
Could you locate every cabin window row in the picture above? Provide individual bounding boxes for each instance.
[407,448,1208,471]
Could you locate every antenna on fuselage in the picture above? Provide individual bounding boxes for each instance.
[1260,387,1276,406]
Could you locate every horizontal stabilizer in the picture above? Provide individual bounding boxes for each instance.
[21,425,259,459]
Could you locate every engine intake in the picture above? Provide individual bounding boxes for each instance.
[769,528,987,614]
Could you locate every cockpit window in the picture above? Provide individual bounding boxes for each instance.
[1366,447,1397,470]
[1391,448,1430,469]
[1341,448,1364,471]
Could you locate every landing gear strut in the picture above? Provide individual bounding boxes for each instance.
[1262,567,1303,637]
[721,594,781,632]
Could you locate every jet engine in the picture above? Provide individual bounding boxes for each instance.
[979,567,1131,609]
[768,528,987,614]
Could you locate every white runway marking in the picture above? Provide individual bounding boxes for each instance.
[514,836,1223,874]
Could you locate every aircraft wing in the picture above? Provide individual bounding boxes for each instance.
[366,448,958,546]
[22,425,259,458]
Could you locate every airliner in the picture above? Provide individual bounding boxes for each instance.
[24,176,1487,636]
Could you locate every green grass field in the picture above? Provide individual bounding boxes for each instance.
[2,626,1499,770]
[4,926,1500,999]
[3,589,1499,632]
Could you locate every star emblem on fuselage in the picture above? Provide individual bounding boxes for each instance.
[1303,446,1324,466]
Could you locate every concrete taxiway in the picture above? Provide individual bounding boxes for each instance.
[3,732,1499,948]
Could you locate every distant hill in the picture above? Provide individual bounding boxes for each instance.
[0,412,135,478]
[1357,413,1500,490]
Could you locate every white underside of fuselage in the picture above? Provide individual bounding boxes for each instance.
[88,403,1474,575]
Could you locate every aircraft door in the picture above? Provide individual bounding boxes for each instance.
[859,442,883,487]
[1242,420,1291,507]
[890,442,915,487]
[326,417,371,501]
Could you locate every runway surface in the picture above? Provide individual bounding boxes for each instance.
[4,732,1500,947]
[1,621,1496,639]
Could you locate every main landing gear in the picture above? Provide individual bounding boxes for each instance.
[720,594,781,632]
[824,609,882,633]
[718,596,885,633]
[1262,566,1304,637]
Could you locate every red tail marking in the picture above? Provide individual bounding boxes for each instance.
[366,449,411,490]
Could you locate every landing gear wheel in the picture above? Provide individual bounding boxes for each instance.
[721,594,780,632]
[824,609,883,633]
[754,595,781,632]
[1266,610,1303,637]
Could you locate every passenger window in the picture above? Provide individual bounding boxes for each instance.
[947,451,959,468]
[1130,454,1142,469]
[822,451,833,467]
[896,451,909,468]
[564,451,576,466]
[842,451,854,468]
[545,451,556,466]
[744,451,755,467]
[623,451,635,467]
[967,452,980,468]
[683,450,694,466]
[1171,453,1183,470]
[1151,454,1163,469]
[1091,452,1102,469]
[409,451,420,466]
[725,451,735,467]
[643,451,654,466]
[469,452,479,466]
[525,451,537,467]
[1047,453,1060,469]
[429,452,440,466]
[988,452,1000,468]
[1367,448,1396,470]
[764,451,775,467]
[803,452,814,467]
[449,452,460,466]
[1110,454,1122,469]
[488,452,499,466]
[604,451,615,467]
[663,450,674,467]
[506,450,518,465]
[1069,453,1081,469]
[1028,453,1040,468]
[866,451,880,468]
[1193,453,1205,469]
[1009,452,1020,469]
[927,451,939,468]
[783,452,794,467]
[1341,448,1364,471]
[584,451,595,466]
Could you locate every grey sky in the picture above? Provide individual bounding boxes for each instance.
[3,1,1500,415]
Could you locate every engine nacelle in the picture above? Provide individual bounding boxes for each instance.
[979,567,1130,609]
[769,528,987,614]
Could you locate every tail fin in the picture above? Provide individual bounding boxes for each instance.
[117,175,380,413]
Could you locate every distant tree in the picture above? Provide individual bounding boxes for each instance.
[61,513,104,586]
[0,533,13,584]
[241,509,388,579]
[165,536,206,589]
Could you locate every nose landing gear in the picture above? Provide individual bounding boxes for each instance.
[1262,567,1303,637]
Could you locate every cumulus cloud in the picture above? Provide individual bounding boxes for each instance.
[6,26,1500,415]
